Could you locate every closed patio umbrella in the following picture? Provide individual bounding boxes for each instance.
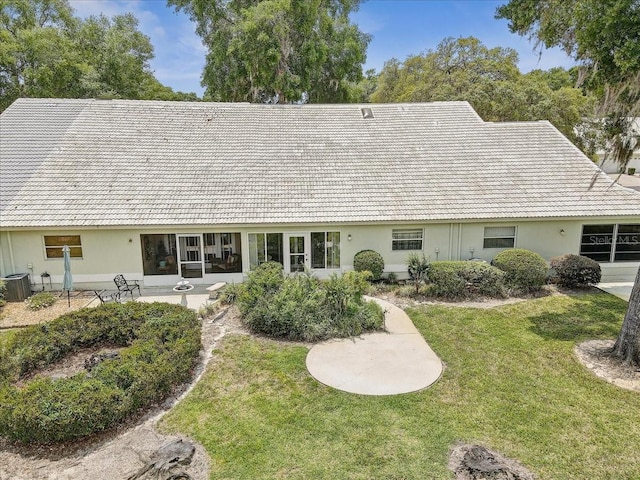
[62,245,73,307]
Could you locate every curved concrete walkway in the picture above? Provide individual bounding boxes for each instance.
[306,297,443,395]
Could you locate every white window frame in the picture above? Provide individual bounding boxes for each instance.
[311,231,341,269]
[248,233,284,270]
[483,226,516,249]
[391,229,423,251]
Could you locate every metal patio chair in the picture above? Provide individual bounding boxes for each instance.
[113,274,141,298]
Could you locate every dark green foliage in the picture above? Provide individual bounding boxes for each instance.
[0,280,6,307]
[492,248,548,292]
[0,302,201,443]
[406,253,431,294]
[369,37,594,151]
[428,261,506,299]
[353,249,385,280]
[236,266,382,342]
[0,376,126,444]
[496,0,640,169]
[237,261,285,316]
[550,254,602,288]
[0,0,197,112]
[168,0,369,103]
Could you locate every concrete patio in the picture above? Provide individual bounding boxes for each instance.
[597,282,634,301]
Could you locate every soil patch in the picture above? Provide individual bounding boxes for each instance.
[17,346,124,386]
[575,340,640,392]
[0,290,97,329]
[449,443,536,479]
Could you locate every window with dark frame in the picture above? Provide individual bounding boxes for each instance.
[580,224,640,262]
[44,235,82,259]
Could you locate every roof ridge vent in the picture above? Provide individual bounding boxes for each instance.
[361,107,374,119]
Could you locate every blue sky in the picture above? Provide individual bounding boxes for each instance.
[69,0,576,96]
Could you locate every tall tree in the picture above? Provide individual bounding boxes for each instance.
[0,0,197,111]
[497,0,639,366]
[167,0,370,103]
[370,37,594,148]
[0,0,77,109]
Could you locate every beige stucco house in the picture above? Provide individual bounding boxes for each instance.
[1,98,639,291]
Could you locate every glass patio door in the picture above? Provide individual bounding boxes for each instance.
[177,234,203,279]
[284,233,310,273]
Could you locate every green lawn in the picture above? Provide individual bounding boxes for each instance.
[160,293,640,479]
[0,328,17,346]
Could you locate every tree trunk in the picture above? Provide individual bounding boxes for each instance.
[611,266,640,366]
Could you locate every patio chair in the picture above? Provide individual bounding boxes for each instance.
[94,289,121,304]
[113,274,141,298]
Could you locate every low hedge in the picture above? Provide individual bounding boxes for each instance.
[428,261,506,299]
[492,248,548,292]
[0,302,201,444]
[550,254,601,287]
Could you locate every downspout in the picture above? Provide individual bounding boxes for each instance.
[448,224,454,260]
[448,223,462,261]
[7,231,16,273]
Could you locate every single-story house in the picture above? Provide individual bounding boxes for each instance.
[1,98,639,291]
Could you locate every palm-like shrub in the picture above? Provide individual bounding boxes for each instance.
[406,253,430,294]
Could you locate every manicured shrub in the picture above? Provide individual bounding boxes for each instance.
[25,292,57,310]
[428,261,506,299]
[353,249,385,280]
[550,254,602,288]
[492,249,548,292]
[0,302,201,443]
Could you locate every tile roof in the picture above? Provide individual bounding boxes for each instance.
[1,98,638,228]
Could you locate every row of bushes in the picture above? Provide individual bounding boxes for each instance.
[0,302,201,444]
[401,250,601,299]
[230,262,383,341]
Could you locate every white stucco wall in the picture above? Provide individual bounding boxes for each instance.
[1,218,639,291]
[598,154,640,174]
